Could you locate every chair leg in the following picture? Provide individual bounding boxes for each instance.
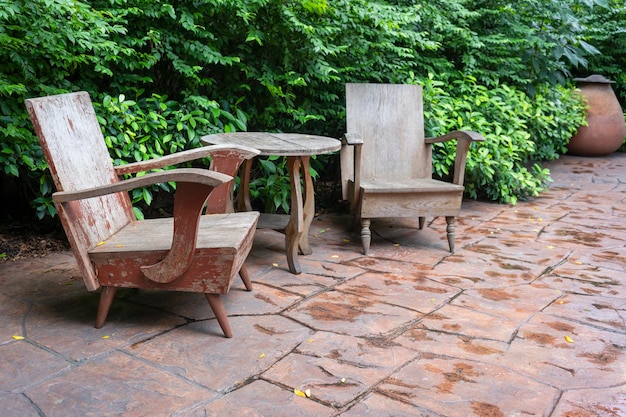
[95,286,117,329]
[445,216,455,252]
[361,218,371,255]
[205,293,233,338]
[239,264,253,291]
[418,217,425,229]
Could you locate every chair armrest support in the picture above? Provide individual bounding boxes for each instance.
[340,133,364,209]
[425,130,485,186]
[140,181,217,283]
[113,144,260,176]
[52,168,231,203]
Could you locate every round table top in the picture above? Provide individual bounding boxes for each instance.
[201,132,341,156]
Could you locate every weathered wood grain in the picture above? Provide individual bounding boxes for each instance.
[341,83,484,255]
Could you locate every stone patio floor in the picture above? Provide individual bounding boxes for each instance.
[1,154,625,417]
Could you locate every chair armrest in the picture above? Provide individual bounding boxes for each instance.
[342,132,364,146]
[113,144,260,176]
[52,168,231,203]
[53,168,240,285]
[425,130,484,145]
[425,130,485,186]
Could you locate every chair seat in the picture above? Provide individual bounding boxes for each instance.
[360,178,464,194]
[89,212,259,293]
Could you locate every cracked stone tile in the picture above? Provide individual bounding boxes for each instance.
[0,341,70,391]
[538,222,625,250]
[126,282,303,320]
[0,393,42,417]
[395,328,509,363]
[501,312,626,389]
[25,351,213,416]
[253,263,362,296]
[542,293,626,334]
[418,304,518,342]
[565,247,626,273]
[284,290,421,337]
[376,355,558,417]
[335,271,460,313]
[465,237,571,268]
[431,252,544,289]
[552,385,626,416]
[339,392,442,417]
[345,258,433,275]
[542,267,626,299]
[450,283,562,322]
[126,315,313,391]
[181,380,334,416]
[0,293,28,342]
[273,332,419,407]
[24,291,186,362]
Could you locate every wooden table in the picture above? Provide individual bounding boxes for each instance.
[201,132,341,274]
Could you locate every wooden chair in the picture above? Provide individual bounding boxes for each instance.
[341,83,484,255]
[25,91,260,337]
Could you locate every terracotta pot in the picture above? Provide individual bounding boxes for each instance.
[567,74,626,156]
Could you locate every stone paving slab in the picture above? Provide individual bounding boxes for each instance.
[377,355,560,416]
[1,153,626,416]
[501,312,626,390]
[24,351,215,417]
[181,379,336,416]
[127,315,313,391]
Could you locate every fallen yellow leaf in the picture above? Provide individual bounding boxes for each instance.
[547,245,554,249]
[343,239,350,243]
[12,335,24,340]
[294,389,306,398]
[574,261,583,265]
[394,243,400,247]
[272,263,279,267]
[102,335,110,339]
[331,255,339,259]
[97,241,105,246]
[564,335,574,343]
[259,353,265,358]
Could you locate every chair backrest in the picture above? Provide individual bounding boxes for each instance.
[25,92,134,290]
[342,83,431,194]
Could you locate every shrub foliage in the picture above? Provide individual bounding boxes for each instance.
[0,0,622,218]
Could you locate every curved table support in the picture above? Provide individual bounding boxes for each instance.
[203,132,341,275]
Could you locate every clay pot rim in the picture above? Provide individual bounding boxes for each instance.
[574,74,615,84]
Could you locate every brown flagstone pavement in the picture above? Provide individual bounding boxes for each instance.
[1,153,625,417]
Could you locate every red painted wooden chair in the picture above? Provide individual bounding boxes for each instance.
[26,91,259,337]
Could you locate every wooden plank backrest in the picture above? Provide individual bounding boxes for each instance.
[345,83,431,182]
[25,92,134,290]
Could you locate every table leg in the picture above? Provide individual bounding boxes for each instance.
[237,158,254,212]
[285,156,304,274]
[299,155,314,256]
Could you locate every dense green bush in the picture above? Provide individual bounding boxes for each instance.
[421,74,587,204]
[0,0,622,220]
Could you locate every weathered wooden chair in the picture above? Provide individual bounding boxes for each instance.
[25,91,260,337]
[341,83,484,255]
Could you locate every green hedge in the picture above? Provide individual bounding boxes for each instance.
[0,0,619,218]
